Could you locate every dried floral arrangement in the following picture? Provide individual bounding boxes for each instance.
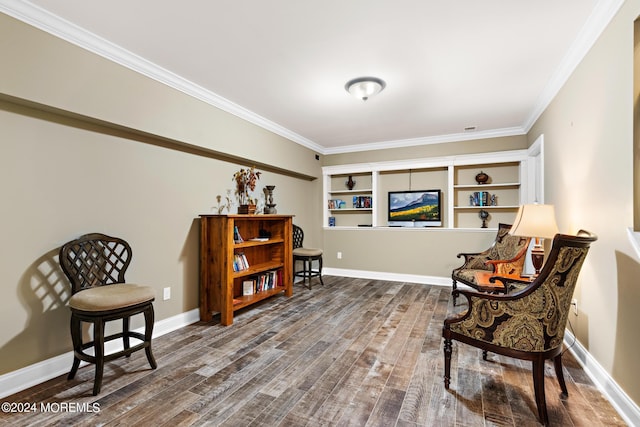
[233,166,261,205]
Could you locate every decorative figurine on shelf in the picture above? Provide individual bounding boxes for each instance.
[479,209,489,228]
[346,175,356,190]
[263,185,277,214]
[490,194,497,206]
[475,171,489,185]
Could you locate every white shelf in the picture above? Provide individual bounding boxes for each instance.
[454,205,520,210]
[329,208,372,212]
[453,182,520,189]
[329,188,373,194]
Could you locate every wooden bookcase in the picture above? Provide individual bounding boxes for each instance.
[199,214,293,325]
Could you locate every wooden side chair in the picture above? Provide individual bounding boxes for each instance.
[443,231,597,425]
[451,223,530,305]
[59,233,157,395]
[292,224,324,289]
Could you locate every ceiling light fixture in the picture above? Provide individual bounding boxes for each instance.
[345,77,386,101]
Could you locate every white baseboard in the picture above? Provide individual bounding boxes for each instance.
[322,267,451,286]
[0,308,200,399]
[564,330,640,426]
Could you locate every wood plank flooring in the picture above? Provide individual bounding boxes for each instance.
[1,277,627,426]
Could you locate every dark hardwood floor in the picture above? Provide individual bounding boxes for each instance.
[1,277,626,426]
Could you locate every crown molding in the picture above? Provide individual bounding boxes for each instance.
[322,127,526,155]
[522,0,625,132]
[0,0,324,154]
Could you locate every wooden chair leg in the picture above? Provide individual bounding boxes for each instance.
[317,256,324,286]
[93,320,105,396]
[144,304,157,369]
[482,350,488,360]
[452,279,458,306]
[305,259,312,290]
[443,338,452,389]
[532,358,549,425]
[123,317,131,357]
[554,353,568,397]
[68,315,82,380]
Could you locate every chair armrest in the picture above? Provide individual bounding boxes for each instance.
[484,242,529,275]
[446,281,539,326]
[489,275,533,292]
[455,251,491,271]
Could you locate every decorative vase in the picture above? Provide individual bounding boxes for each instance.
[346,175,356,190]
[264,185,277,214]
[475,171,489,185]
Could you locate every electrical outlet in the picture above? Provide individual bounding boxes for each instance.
[337,251,342,259]
[571,298,578,315]
[163,287,171,301]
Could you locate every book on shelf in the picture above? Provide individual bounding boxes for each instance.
[328,199,345,209]
[232,252,249,272]
[352,196,372,208]
[233,226,244,243]
[471,191,490,207]
[248,237,269,242]
[250,270,280,293]
[242,279,254,296]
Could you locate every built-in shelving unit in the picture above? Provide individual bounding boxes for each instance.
[323,150,532,230]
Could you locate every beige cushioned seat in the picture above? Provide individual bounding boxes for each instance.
[69,284,155,312]
[293,247,323,257]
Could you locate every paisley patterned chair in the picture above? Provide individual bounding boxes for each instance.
[443,231,597,425]
[451,223,530,305]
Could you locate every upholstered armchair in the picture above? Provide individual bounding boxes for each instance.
[451,223,530,305]
[443,231,597,425]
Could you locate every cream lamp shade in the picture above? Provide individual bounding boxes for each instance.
[509,204,559,239]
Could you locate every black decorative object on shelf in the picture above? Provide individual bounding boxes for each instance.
[346,175,356,190]
[263,185,277,214]
[479,209,489,228]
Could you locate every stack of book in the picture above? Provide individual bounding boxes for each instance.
[233,226,244,243]
[242,270,282,295]
[352,196,372,208]
[233,252,249,272]
[471,191,490,207]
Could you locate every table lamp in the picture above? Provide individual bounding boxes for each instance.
[509,204,559,276]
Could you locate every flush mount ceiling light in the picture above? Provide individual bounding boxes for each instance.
[345,77,386,101]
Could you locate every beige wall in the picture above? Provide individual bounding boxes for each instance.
[0,14,322,375]
[528,0,640,406]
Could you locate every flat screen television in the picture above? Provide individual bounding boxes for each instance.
[388,189,442,227]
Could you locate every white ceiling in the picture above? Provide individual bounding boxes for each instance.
[2,1,622,154]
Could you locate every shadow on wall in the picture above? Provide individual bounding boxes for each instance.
[180,218,201,312]
[0,248,71,375]
[613,251,640,407]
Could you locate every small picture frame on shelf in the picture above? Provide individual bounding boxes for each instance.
[328,216,336,227]
[243,280,254,296]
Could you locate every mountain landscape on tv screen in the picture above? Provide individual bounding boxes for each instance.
[390,192,440,221]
